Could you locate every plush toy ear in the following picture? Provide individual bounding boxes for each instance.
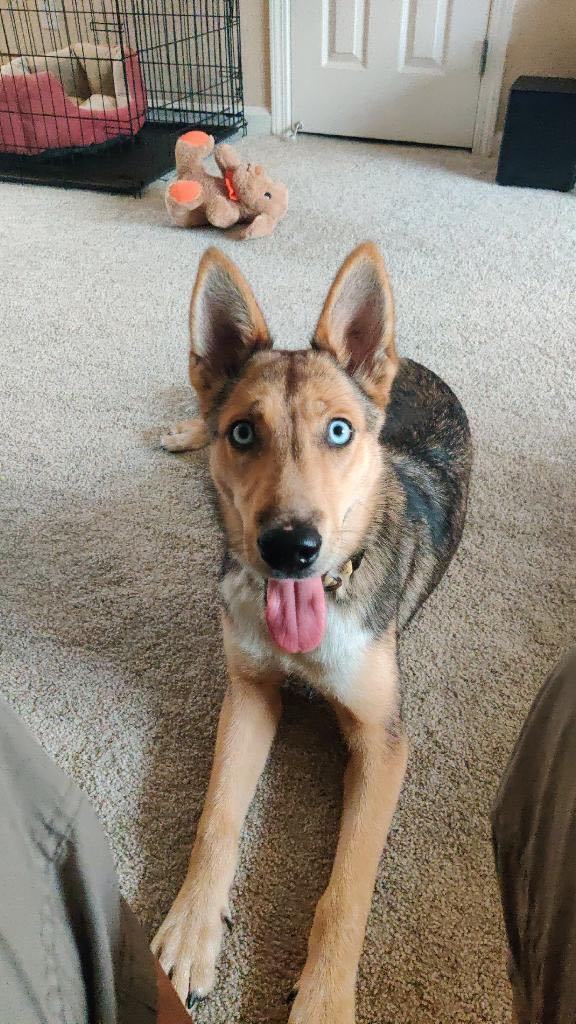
[214,143,241,173]
[313,242,398,407]
[189,247,271,414]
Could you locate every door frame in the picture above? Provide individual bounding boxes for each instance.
[269,0,517,155]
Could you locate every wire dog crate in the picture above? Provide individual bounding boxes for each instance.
[0,0,245,193]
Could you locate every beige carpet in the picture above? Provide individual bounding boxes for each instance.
[1,135,575,1024]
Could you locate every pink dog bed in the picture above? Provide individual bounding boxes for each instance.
[0,43,147,155]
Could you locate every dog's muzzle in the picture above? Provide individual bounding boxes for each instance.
[258,524,321,576]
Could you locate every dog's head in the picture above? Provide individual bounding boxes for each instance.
[189,243,398,651]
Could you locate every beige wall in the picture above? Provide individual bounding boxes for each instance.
[498,0,576,125]
[240,0,270,109]
[240,0,576,132]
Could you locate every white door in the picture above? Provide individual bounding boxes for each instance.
[291,0,492,147]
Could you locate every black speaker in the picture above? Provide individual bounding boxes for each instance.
[497,76,576,192]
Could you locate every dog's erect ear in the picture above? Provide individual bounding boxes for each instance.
[313,242,398,407]
[189,247,271,414]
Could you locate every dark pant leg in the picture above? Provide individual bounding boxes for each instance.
[492,648,576,1024]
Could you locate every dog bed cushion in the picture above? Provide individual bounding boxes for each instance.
[0,42,147,155]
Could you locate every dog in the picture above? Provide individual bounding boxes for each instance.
[152,242,472,1022]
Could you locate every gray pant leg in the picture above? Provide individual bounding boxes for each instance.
[492,648,576,1024]
[0,697,157,1024]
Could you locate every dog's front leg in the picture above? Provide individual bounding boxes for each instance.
[152,635,282,1009]
[161,418,208,453]
[289,631,408,1024]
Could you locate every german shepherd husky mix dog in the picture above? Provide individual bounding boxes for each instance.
[153,243,472,1021]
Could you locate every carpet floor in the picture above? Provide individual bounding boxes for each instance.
[1,134,575,1024]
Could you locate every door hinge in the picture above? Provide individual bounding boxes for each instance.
[479,37,489,77]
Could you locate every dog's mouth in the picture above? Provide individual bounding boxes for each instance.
[265,577,326,654]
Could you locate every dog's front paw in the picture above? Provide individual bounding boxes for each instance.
[151,885,230,1009]
[160,418,209,453]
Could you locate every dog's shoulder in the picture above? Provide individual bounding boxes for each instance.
[357,358,472,633]
[382,357,471,468]
[383,358,471,550]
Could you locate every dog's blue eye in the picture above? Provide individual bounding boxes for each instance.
[229,420,255,448]
[327,418,353,447]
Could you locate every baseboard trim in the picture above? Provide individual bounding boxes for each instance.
[244,105,272,135]
[492,129,503,158]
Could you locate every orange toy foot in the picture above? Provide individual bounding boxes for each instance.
[169,179,203,205]
[180,130,211,148]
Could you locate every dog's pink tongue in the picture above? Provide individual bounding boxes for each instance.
[265,577,326,654]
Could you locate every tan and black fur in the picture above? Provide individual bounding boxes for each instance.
[153,243,472,1022]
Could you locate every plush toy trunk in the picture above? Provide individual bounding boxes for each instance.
[0,43,146,155]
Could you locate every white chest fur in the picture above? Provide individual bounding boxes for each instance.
[221,567,372,702]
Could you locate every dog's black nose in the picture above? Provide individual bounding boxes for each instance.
[258,524,322,575]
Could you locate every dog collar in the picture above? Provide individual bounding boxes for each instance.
[224,169,239,202]
[323,549,365,592]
